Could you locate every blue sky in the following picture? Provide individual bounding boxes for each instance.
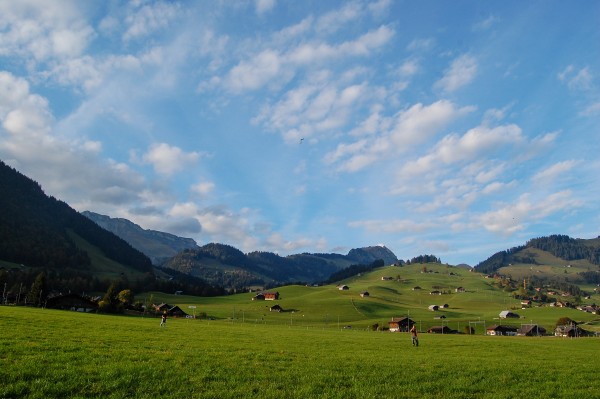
[1,0,599,266]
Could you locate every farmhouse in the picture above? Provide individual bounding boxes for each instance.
[517,325,546,336]
[388,317,415,332]
[429,290,442,295]
[499,310,520,319]
[427,326,456,334]
[360,291,370,297]
[486,325,518,336]
[45,293,98,312]
[154,303,170,313]
[253,292,279,300]
[455,287,465,293]
[167,305,188,317]
[338,285,349,291]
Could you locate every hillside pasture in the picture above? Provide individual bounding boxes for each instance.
[1,306,599,399]
[147,265,600,334]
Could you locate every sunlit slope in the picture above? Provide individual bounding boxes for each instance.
[147,263,599,332]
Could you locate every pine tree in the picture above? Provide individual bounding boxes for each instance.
[27,272,47,306]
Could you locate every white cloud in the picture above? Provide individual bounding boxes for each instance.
[142,143,201,176]
[407,38,434,52]
[558,65,593,91]
[226,25,394,93]
[0,0,94,61]
[315,2,363,34]
[123,1,181,42]
[255,0,276,15]
[580,101,600,116]
[532,160,579,184]
[434,54,478,92]
[192,180,216,197]
[226,49,284,92]
[327,100,475,172]
[477,191,581,235]
[0,72,147,208]
[349,219,435,233]
[472,15,497,31]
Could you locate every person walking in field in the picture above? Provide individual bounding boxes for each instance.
[410,324,418,347]
[160,313,167,327]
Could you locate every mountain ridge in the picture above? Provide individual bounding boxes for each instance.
[82,211,199,265]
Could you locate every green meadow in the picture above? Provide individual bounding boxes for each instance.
[1,306,599,399]
[2,263,600,398]
[149,264,600,334]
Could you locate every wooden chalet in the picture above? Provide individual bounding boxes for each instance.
[486,325,518,336]
[427,326,456,334]
[263,292,280,300]
[388,317,415,332]
[499,310,520,319]
[517,325,546,336]
[167,305,188,317]
[252,291,279,301]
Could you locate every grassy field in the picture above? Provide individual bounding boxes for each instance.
[145,264,600,334]
[1,306,599,399]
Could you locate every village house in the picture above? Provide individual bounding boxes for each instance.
[152,303,188,317]
[167,305,188,317]
[486,325,518,336]
[252,293,265,300]
[427,326,456,334]
[455,287,465,293]
[388,317,415,332]
[429,290,442,295]
[499,310,520,319]
[517,324,546,336]
[263,292,279,300]
[252,292,279,300]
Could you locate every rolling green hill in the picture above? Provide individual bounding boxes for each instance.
[145,263,600,334]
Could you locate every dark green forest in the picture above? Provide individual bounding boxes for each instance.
[0,160,224,302]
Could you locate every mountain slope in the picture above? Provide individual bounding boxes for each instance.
[0,160,152,275]
[82,211,199,265]
[474,234,600,284]
[162,243,399,288]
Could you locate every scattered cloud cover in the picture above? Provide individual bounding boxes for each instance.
[1,1,599,265]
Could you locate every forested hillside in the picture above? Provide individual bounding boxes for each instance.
[0,160,151,272]
[162,243,399,288]
[475,234,600,277]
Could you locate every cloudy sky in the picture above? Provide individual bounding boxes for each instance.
[1,0,599,266]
